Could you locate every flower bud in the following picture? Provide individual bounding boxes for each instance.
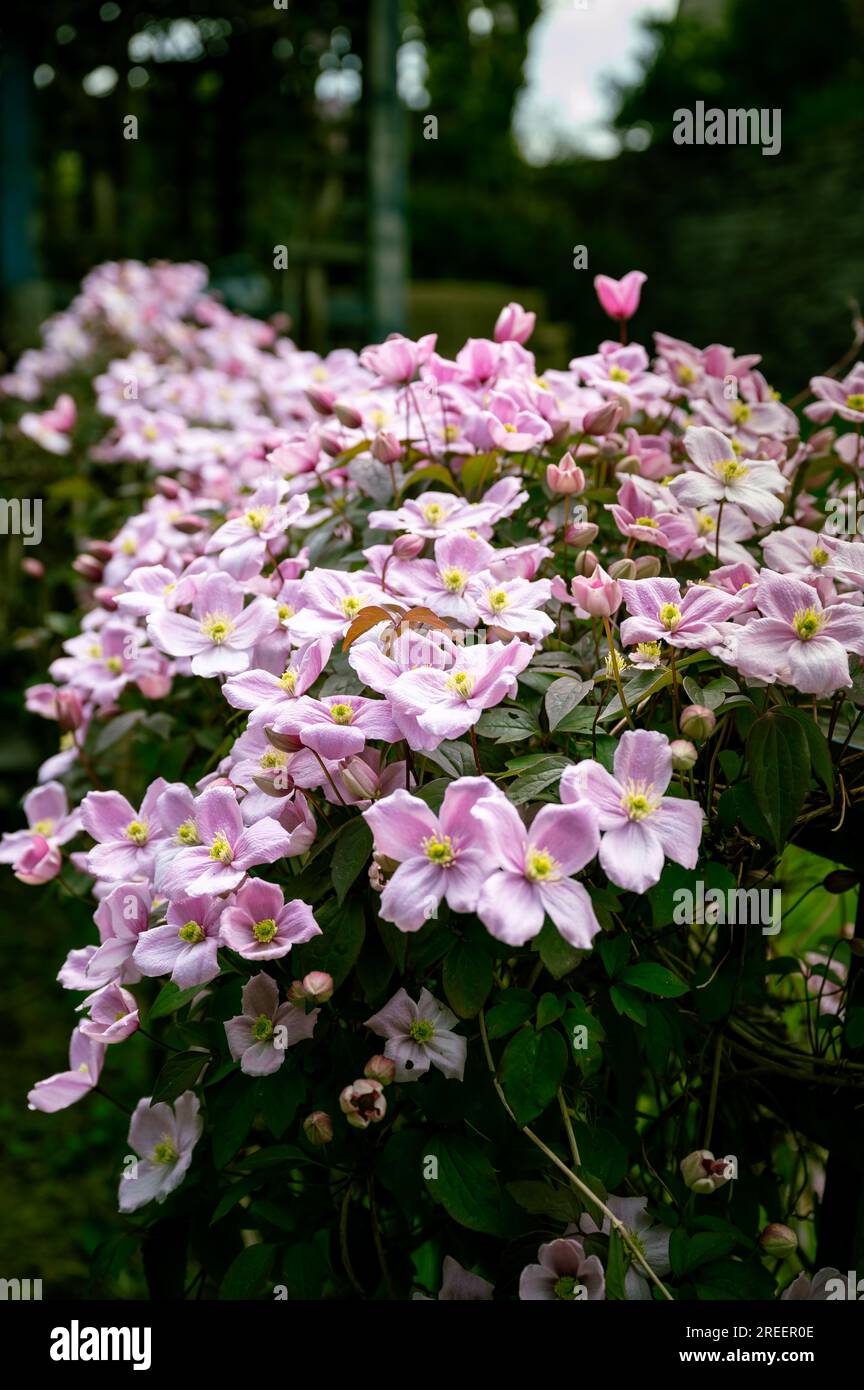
[14,835,62,885]
[264,726,303,754]
[289,971,334,1005]
[305,387,335,416]
[364,1054,397,1085]
[340,757,380,802]
[823,869,859,894]
[759,1223,798,1258]
[171,513,208,534]
[633,555,662,579]
[303,1111,334,1146]
[94,586,119,611]
[56,689,84,733]
[339,1079,387,1129]
[21,557,45,578]
[72,554,103,582]
[371,431,403,465]
[155,476,181,499]
[669,738,699,772]
[252,769,295,798]
[583,400,624,436]
[569,566,622,618]
[680,1150,734,1194]
[82,540,114,563]
[615,455,643,476]
[608,558,636,581]
[333,401,363,430]
[494,301,535,345]
[319,430,344,458]
[573,549,598,577]
[679,704,717,740]
[392,533,425,560]
[546,452,586,496]
[565,521,598,547]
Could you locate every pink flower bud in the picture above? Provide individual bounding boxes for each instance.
[137,673,172,700]
[14,835,62,885]
[608,558,636,581]
[340,757,380,802]
[565,521,598,547]
[171,514,208,535]
[568,565,622,618]
[82,540,114,563]
[155,476,181,499]
[339,1078,387,1129]
[582,400,624,435]
[319,430,344,458]
[303,1111,334,1146]
[633,555,662,578]
[265,726,303,754]
[252,769,295,798]
[94,586,119,611]
[759,1223,798,1258]
[305,387,335,416]
[392,533,425,560]
[594,270,647,323]
[680,1150,734,1193]
[493,301,536,345]
[680,705,717,741]
[371,431,403,465]
[289,971,334,1005]
[56,689,84,733]
[546,452,586,496]
[573,549,598,577]
[669,738,698,772]
[72,554,103,582]
[333,401,363,430]
[364,1055,397,1085]
[21,557,45,578]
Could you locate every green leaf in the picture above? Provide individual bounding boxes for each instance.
[219,1243,275,1299]
[536,992,565,1029]
[292,897,365,988]
[475,705,539,743]
[92,709,147,753]
[505,1180,582,1224]
[256,1063,305,1138]
[397,463,460,498]
[211,1074,259,1169]
[621,963,689,998]
[596,934,630,979]
[537,917,587,979]
[484,993,535,1039]
[500,1025,567,1124]
[443,935,493,1018]
[545,677,592,731]
[460,452,497,497]
[147,981,205,1021]
[670,1230,739,1276]
[609,984,648,1025]
[331,816,373,903]
[746,711,811,847]
[424,1134,507,1235]
[507,755,571,805]
[605,1228,628,1300]
[150,1050,209,1105]
[777,706,834,798]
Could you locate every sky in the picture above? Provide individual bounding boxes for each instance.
[513,0,679,162]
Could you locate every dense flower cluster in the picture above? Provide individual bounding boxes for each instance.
[3,262,862,1300]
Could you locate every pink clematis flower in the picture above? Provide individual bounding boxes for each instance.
[77,980,140,1044]
[148,571,276,677]
[494,301,535,345]
[519,1237,606,1301]
[221,636,332,724]
[806,363,864,425]
[225,972,318,1076]
[205,484,308,577]
[413,1255,495,1301]
[594,270,646,323]
[88,882,152,984]
[364,987,466,1081]
[363,779,495,930]
[81,779,169,882]
[577,1195,672,1301]
[27,1025,105,1113]
[388,638,534,747]
[360,333,437,385]
[0,781,81,879]
[618,577,739,651]
[219,878,320,961]
[11,834,63,885]
[671,426,786,526]
[471,790,601,947]
[118,1091,203,1213]
[160,784,293,896]
[731,570,864,695]
[270,693,400,761]
[133,894,223,988]
[470,573,554,641]
[560,729,703,893]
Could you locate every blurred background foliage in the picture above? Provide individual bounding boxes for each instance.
[0,0,862,1296]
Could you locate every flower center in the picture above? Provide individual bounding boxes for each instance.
[341,595,363,619]
[659,602,682,631]
[635,641,662,662]
[408,1019,436,1044]
[209,832,233,863]
[696,511,715,534]
[553,1276,585,1301]
[105,656,123,674]
[811,547,829,567]
[245,507,268,531]
[200,612,234,644]
[792,606,827,641]
[177,819,199,845]
[423,834,455,866]
[634,516,658,528]
[714,457,749,482]
[525,847,559,882]
[178,921,205,944]
[731,401,751,424]
[441,565,467,593]
[260,749,286,769]
[847,393,864,411]
[330,702,354,724]
[33,818,54,836]
[280,668,297,691]
[278,604,294,623]
[126,819,148,845]
[677,364,696,384]
[422,502,445,524]
[487,588,510,613]
[253,918,278,943]
[251,1013,274,1042]
[152,1138,178,1165]
[446,670,474,698]
[609,366,630,383]
[621,780,661,822]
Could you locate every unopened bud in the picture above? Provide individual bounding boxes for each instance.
[172,514,208,534]
[305,387,335,416]
[371,431,403,465]
[364,1054,396,1085]
[679,704,717,740]
[265,726,303,754]
[392,533,425,560]
[583,401,624,436]
[252,770,295,798]
[56,689,84,733]
[333,401,363,429]
[565,521,598,547]
[319,430,344,458]
[340,757,379,801]
[633,555,662,579]
[155,476,181,499]
[94,586,119,611]
[82,540,114,563]
[608,558,636,581]
[72,554,103,582]
[669,738,698,772]
[615,455,642,476]
[289,971,334,1005]
[759,1223,798,1258]
[303,1111,334,1146]
[573,549,598,577]
[21,557,45,578]
[546,452,586,496]
[823,869,859,894]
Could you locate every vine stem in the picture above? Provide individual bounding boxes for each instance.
[478,1010,673,1301]
[339,1183,365,1298]
[702,1034,723,1151]
[557,1089,581,1168]
[470,723,484,774]
[601,616,635,729]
